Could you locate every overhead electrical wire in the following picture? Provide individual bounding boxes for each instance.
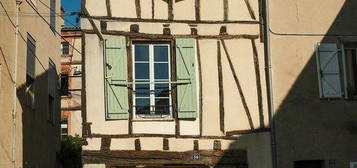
[23,0,82,54]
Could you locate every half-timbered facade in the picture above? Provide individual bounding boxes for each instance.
[81,0,271,168]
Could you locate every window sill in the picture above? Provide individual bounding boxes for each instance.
[132,119,175,122]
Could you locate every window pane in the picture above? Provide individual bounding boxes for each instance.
[155,98,170,115]
[135,84,150,97]
[62,42,69,55]
[154,63,169,79]
[135,63,149,79]
[136,98,150,115]
[154,46,168,62]
[135,45,149,61]
[155,84,169,97]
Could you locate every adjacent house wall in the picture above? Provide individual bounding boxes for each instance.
[269,0,357,167]
[0,0,61,167]
[61,28,83,137]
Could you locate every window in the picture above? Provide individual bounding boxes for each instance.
[103,38,197,120]
[60,73,69,96]
[61,117,68,139]
[342,42,357,98]
[62,42,69,55]
[48,59,57,123]
[132,44,172,119]
[26,34,36,108]
[316,43,357,99]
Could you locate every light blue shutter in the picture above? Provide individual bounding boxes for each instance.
[316,43,345,98]
[176,38,197,119]
[104,37,129,120]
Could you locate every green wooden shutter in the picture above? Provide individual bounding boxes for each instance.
[176,38,197,119]
[104,37,129,120]
[316,43,346,98]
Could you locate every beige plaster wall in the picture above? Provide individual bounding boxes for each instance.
[83,138,102,151]
[140,0,153,19]
[132,121,175,134]
[269,0,357,167]
[173,0,195,20]
[154,0,168,20]
[110,0,137,18]
[0,0,61,167]
[200,0,224,21]
[85,0,260,22]
[105,22,260,35]
[70,110,82,136]
[86,0,107,16]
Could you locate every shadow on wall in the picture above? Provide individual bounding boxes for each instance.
[16,71,61,168]
[214,1,357,168]
[270,0,357,168]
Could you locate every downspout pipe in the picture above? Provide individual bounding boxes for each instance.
[262,0,278,167]
[12,0,22,168]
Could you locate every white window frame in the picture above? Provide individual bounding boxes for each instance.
[132,44,172,119]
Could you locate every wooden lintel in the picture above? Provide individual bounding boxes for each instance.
[90,133,234,140]
[98,30,259,40]
[83,16,260,25]
[226,128,270,136]
[220,40,254,130]
[217,41,225,133]
[82,150,247,166]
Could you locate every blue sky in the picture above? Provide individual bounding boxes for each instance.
[61,0,81,27]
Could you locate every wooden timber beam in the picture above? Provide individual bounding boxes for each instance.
[135,0,141,19]
[244,0,256,20]
[196,40,203,136]
[251,39,265,128]
[220,40,254,130]
[168,0,174,20]
[89,131,270,140]
[105,0,112,17]
[226,128,270,136]
[96,30,259,40]
[151,0,155,19]
[83,16,260,25]
[82,150,247,166]
[82,9,104,41]
[195,0,200,21]
[223,0,229,21]
[217,41,225,133]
